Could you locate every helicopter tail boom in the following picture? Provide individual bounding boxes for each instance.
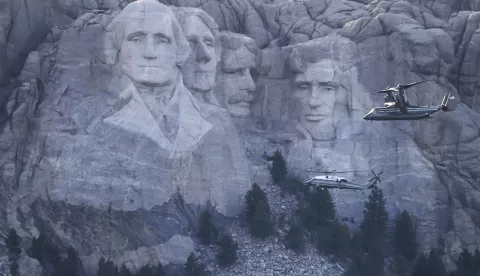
[440,92,458,112]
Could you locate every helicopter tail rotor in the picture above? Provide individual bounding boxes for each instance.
[367,170,383,188]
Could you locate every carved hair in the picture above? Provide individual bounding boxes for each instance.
[217,31,259,70]
[170,6,222,63]
[287,48,350,90]
[103,0,190,67]
[170,6,220,37]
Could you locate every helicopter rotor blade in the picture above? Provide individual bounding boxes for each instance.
[306,169,336,174]
[362,89,392,95]
[399,80,429,89]
[307,169,369,174]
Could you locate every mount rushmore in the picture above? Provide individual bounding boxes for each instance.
[1,0,480,272]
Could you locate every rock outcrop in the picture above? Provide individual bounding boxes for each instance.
[1,0,480,274]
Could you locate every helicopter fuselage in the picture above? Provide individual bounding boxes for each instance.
[363,105,442,121]
[305,176,367,190]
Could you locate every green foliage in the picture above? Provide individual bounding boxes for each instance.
[317,221,350,261]
[343,234,366,276]
[5,228,22,276]
[426,249,448,276]
[216,232,238,267]
[394,254,410,276]
[411,254,429,276]
[136,264,164,276]
[474,249,480,273]
[119,264,134,276]
[360,186,389,241]
[245,183,269,223]
[198,209,218,245]
[185,253,206,276]
[5,228,22,258]
[264,150,288,184]
[97,256,119,276]
[137,266,153,276]
[455,249,475,276]
[249,198,274,239]
[245,183,273,239]
[297,188,336,231]
[31,233,47,261]
[393,211,417,261]
[278,176,305,195]
[10,261,19,276]
[350,186,389,276]
[53,246,80,276]
[285,223,305,254]
[411,250,448,276]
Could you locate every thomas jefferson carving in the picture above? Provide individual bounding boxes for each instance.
[214,31,258,117]
[103,0,212,157]
[171,6,220,104]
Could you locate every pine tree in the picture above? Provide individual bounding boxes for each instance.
[325,220,350,261]
[394,254,409,276]
[153,263,165,276]
[343,232,366,276]
[5,228,22,276]
[9,262,19,276]
[249,198,274,239]
[298,188,336,232]
[66,246,79,273]
[97,256,118,276]
[31,233,47,261]
[359,186,389,276]
[5,228,22,258]
[216,232,238,267]
[264,149,287,183]
[411,254,429,276]
[198,209,218,245]
[137,265,154,276]
[361,187,389,241]
[473,249,480,274]
[285,223,305,254]
[119,264,134,276]
[427,249,448,276]
[456,249,475,276]
[245,183,269,223]
[54,246,79,276]
[185,253,206,276]
[393,211,417,261]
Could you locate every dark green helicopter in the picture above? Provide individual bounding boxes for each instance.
[363,80,458,121]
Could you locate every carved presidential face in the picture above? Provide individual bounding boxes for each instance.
[181,15,217,93]
[217,48,256,117]
[293,60,337,140]
[118,11,178,87]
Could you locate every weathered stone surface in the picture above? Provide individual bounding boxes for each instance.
[448,11,480,113]
[2,0,480,275]
[0,253,44,276]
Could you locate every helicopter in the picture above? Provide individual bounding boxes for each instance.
[363,80,458,121]
[304,169,383,193]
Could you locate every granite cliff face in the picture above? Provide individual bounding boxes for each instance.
[1,0,480,273]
